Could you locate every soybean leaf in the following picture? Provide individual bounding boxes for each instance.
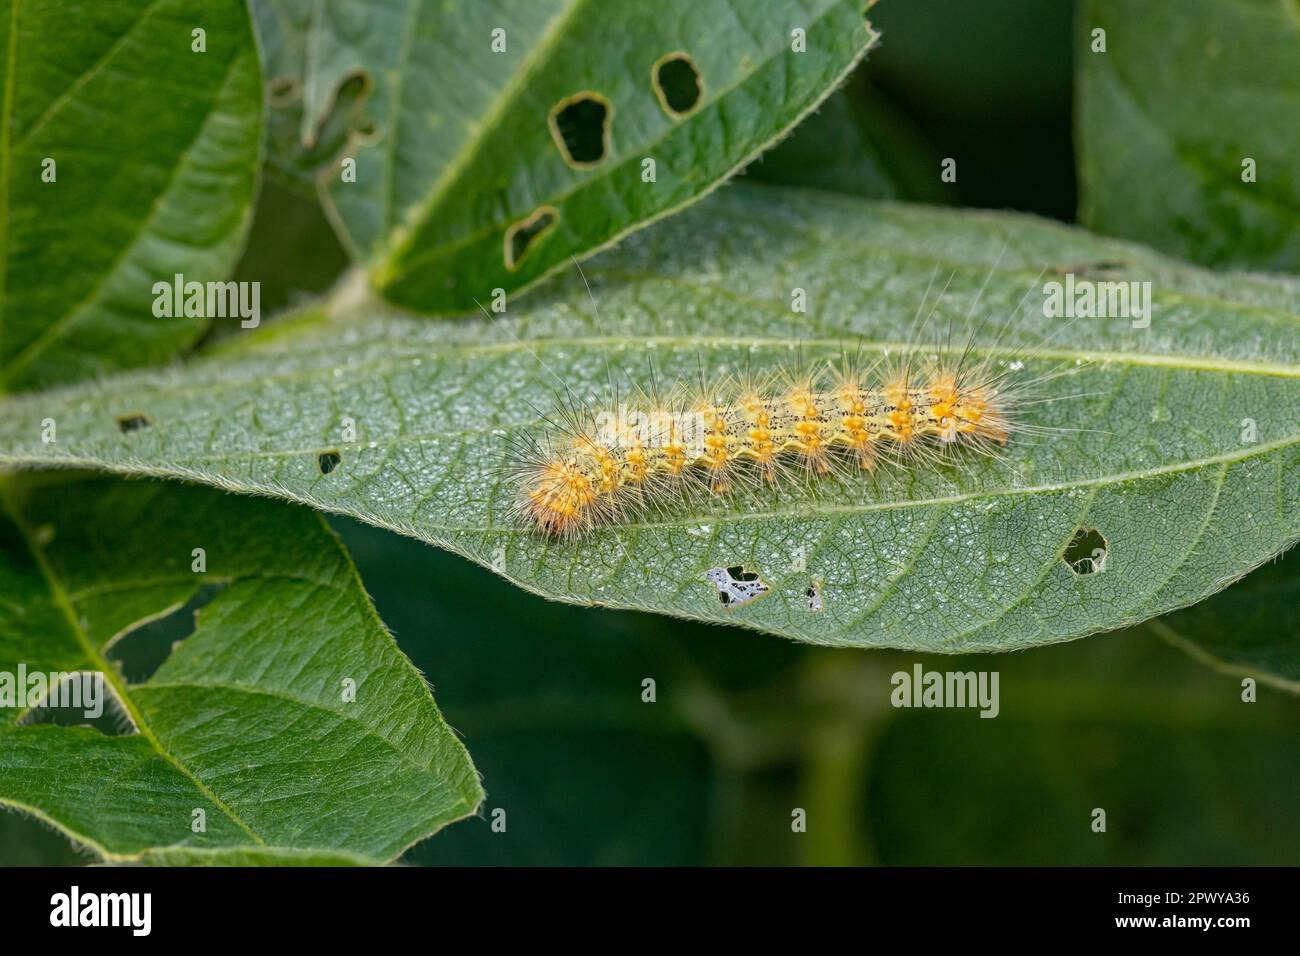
[2,184,1300,651]
[331,521,1300,865]
[15,509,1294,866]
[1149,547,1300,693]
[1076,0,1300,272]
[0,475,481,864]
[123,846,380,866]
[0,0,264,391]
[336,518,799,865]
[252,0,370,197]
[251,0,880,312]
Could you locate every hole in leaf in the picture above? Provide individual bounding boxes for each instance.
[1082,260,1128,276]
[106,583,224,684]
[302,71,373,150]
[18,673,133,737]
[336,71,372,101]
[504,206,559,270]
[267,75,301,107]
[704,565,769,609]
[652,53,702,117]
[116,413,152,433]
[1054,260,1129,279]
[317,450,341,474]
[1064,527,1108,575]
[548,92,611,167]
[806,581,823,612]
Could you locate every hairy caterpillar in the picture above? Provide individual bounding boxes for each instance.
[512,350,1018,538]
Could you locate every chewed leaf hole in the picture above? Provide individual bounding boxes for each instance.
[504,206,559,270]
[18,673,133,737]
[806,581,823,612]
[1081,260,1129,277]
[107,582,223,684]
[653,53,702,117]
[1054,260,1130,279]
[317,450,342,474]
[1064,527,1109,575]
[549,92,611,167]
[354,116,381,144]
[267,75,301,107]
[116,413,152,433]
[705,565,769,609]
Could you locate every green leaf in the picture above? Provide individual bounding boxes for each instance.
[130,846,379,866]
[252,0,369,198]
[6,506,1299,865]
[1076,0,1300,272]
[2,184,1300,650]
[338,521,1300,865]
[0,0,265,392]
[251,0,879,312]
[1151,546,1300,693]
[337,520,783,865]
[0,476,481,864]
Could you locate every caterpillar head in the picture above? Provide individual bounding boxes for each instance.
[521,457,598,537]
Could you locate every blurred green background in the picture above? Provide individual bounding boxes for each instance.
[4,0,1297,866]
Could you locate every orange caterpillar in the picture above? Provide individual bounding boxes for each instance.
[513,355,1014,537]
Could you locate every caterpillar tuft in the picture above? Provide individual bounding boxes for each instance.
[511,352,1019,538]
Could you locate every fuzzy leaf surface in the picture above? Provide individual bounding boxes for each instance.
[0,0,264,391]
[252,0,879,311]
[0,477,481,863]
[2,186,1299,650]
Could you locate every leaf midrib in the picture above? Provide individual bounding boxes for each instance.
[4,430,1294,541]
[379,0,867,274]
[0,482,267,847]
[12,0,165,153]
[0,47,247,389]
[376,0,587,264]
[1148,618,1300,695]
[608,433,1295,533]
[5,335,1296,420]
[0,0,170,385]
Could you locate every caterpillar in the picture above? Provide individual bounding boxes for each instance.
[512,350,1018,538]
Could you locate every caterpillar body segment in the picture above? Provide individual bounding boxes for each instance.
[514,358,1013,538]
